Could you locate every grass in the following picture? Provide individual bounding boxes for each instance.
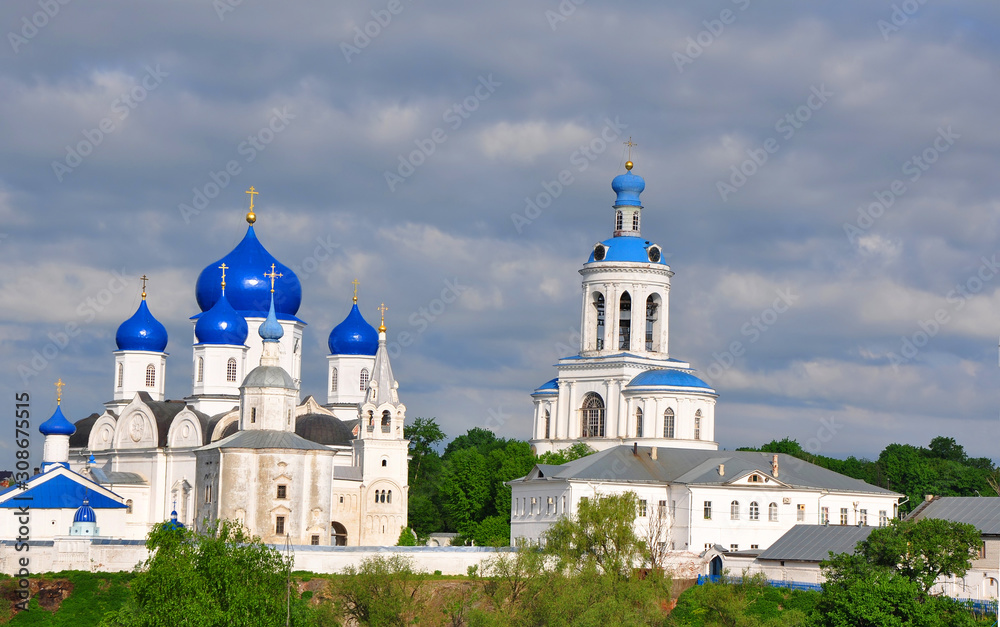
[2,571,134,626]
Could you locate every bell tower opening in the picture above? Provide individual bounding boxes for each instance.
[618,292,631,350]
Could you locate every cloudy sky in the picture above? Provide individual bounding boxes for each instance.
[2,0,999,468]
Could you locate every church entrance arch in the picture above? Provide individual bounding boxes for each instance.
[331,521,348,546]
[709,556,723,578]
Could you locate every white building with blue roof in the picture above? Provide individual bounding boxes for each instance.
[530,161,718,454]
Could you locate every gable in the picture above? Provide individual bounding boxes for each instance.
[0,471,126,510]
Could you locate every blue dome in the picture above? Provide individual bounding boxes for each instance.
[328,304,378,355]
[115,300,168,352]
[588,237,667,265]
[611,171,645,207]
[40,405,76,436]
[73,502,97,523]
[534,378,559,393]
[195,293,249,345]
[628,369,715,391]
[195,226,302,318]
[259,295,284,342]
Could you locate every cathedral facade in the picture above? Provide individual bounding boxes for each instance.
[20,195,409,547]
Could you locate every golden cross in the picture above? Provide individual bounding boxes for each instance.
[140,274,148,300]
[264,263,283,293]
[245,186,259,211]
[55,379,65,405]
[624,137,637,160]
[351,279,360,303]
[378,303,388,329]
[219,263,228,293]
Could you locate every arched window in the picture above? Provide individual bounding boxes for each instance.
[635,407,643,437]
[381,410,391,431]
[226,358,237,382]
[117,363,124,388]
[250,407,256,423]
[330,368,338,392]
[593,292,605,350]
[730,500,740,520]
[381,459,387,467]
[360,368,369,391]
[663,408,675,439]
[615,210,623,231]
[581,393,605,438]
[618,292,631,350]
[126,499,133,515]
[645,295,659,351]
[387,490,392,504]
[544,409,551,439]
[749,501,759,521]
[145,364,155,387]
[769,502,779,522]
[632,212,640,231]
[197,358,204,383]
[694,410,702,440]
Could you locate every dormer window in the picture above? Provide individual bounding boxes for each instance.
[748,474,762,483]
[593,244,606,261]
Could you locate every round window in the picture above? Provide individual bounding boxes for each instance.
[594,244,606,261]
[648,247,661,263]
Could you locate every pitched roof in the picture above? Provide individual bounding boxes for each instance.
[757,524,874,562]
[907,496,1000,535]
[197,429,332,452]
[0,468,126,510]
[512,445,899,496]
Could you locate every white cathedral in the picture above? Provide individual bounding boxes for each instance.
[1,195,409,547]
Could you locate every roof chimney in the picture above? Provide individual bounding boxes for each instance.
[925,494,934,502]
[771,454,779,478]
[632,442,638,456]
[718,463,725,476]
[650,447,657,461]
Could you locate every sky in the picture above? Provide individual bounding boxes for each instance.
[2,0,999,469]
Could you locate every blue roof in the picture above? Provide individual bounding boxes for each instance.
[115,300,168,352]
[195,226,302,318]
[73,502,97,523]
[39,405,75,436]
[329,303,378,355]
[195,292,249,345]
[534,378,558,393]
[258,295,284,342]
[611,170,645,207]
[628,369,714,390]
[0,473,126,510]
[588,237,666,265]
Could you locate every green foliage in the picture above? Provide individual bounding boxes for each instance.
[669,573,813,626]
[4,572,133,627]
[536,442,595,465]
[543,492,647,579]
[100,519,305,626]
[440,447,492,534]
[473,515,512,547]
[396,526,418,546]
[333,555,424,626]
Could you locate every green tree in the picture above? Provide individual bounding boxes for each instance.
[101,520,300,626]
[333,554,424,626]
[489,440,537,518]
[543,492,647,579]
[473,515,512,547]
[444,426,503,457]
[926,436,967,463]
[397,527,418,546]
[439,447,491,534]
[857,518,982,594]
[536,442,595,465]
[405,417,446,485]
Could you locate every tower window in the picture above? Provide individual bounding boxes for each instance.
[663,408,675,438]
[226,358,237,382]
[618,292,631,350]
[581,392,605,438]
[635,407,643,437]
[331,368,338,392]
[615,210,623,231]
[544,409,551,439]
[387,490,392,504]
[645,295,659,351]
[381,410,391,432]
[360,368,369,391]
[205,484,212,503]
[145,364,156,387]
[694,410,702,440]
[117,363,124,388]
[277,485,287,499]
[250,407,256,424]
[593,293,605,350]
[126,499,133,515]
[197,357,204,383]
[311,535,319,546]
[632,212,640,231]
[381,459,387,467]
[275,516,285,535]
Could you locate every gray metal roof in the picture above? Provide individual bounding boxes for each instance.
[241,365,296,389]
[757,524,874,562]
[907,497,1000,535]
[89,469,148,485]
[197,429,331,451]
[333,466,363,481]
[516,445,899,496]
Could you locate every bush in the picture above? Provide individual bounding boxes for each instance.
[333,555,424,626]
[396,527,418,546]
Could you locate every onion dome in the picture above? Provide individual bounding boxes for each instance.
[73,500,97,523]
[195,226,302,318]
[40,404,76,436]
[328,304,378,355]
[116,300,168,352]
[259,295,284,342]
[195,292,249,345]
[611,169,645,207]
[167,510,185,530]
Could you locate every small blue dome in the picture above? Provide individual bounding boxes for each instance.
[588,237,667,265]
[73,501,97,523]
[195,226,302,318]
[534,378,559,393]
[611,171,645,207]
[259,295,284,342]
[195,293,249,345]
[115,300,168,352]
[628,369,715,391]
[328,304,378,356]
[40,405,76,436]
